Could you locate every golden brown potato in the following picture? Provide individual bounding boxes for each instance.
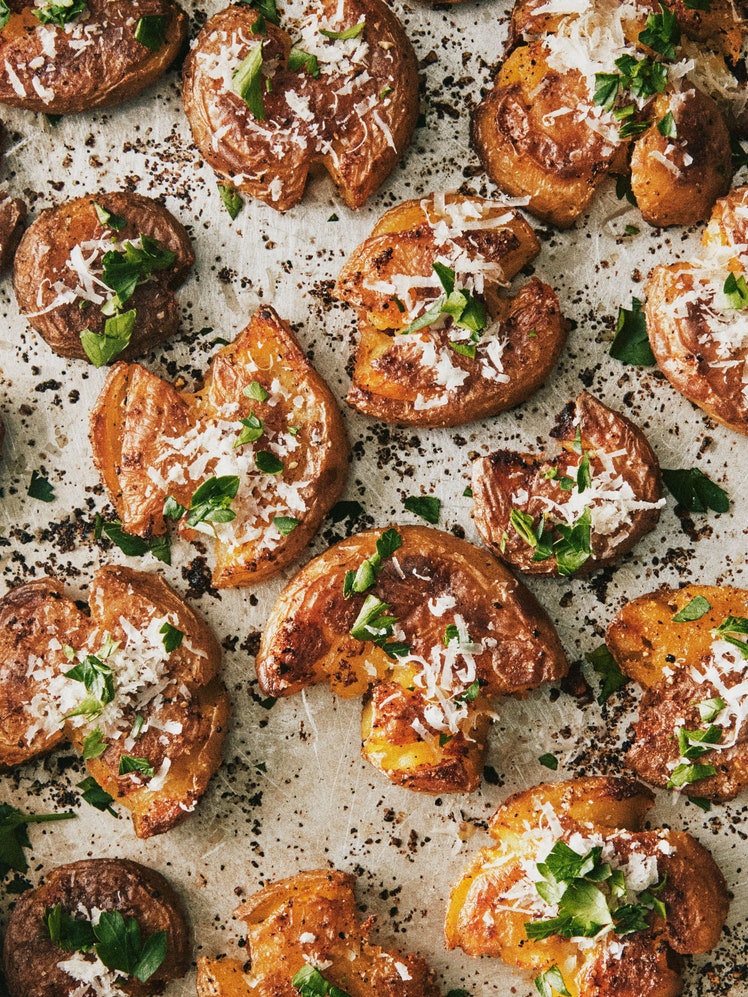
[182,0,418,211]
[0,0,187,115]
[0,566,229,837]
[90,306,349,589]
[474,0,745,228]
[471,391,664,576]
[0,193,26,272]
[335,192,567,427]
[607,584,748,802]
[256,525,568,793]
[446,776,729,997]
[645,186,748,434]
[197,868,442,997]
[14,192,194,364]
[4,858,190,997]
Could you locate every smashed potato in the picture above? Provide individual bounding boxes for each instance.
[14,192,193,364]
[256,525,568,793]
[446,776,729,997]
[197,868,441,997]
[4,858,190,997]
[0,193,26,272]
[0,0,187,115]
[607,584,748,802]
[646,186,748,434]
[474,0,744,228]
[182,0,418,211]
[335,191,567,426]
[0,566,229,837]
[90,306,349,588]
[471,391,664,576]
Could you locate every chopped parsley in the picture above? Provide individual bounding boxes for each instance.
[319,20,365,40]
[244,380,269,402]
[234,413,264,446]
[100,236,176,316]
[118,755,155,778]
[343,527,402,597]
[400,262,487,353]
[64,647,116,718]
[638,3,680,60]
[99,518,171,564]
[93,202,127,232]
[0,1,10,29]
[33,0,86,26]
[273,516,299,535]
[45,905,167,983]
[159,621,184,653]
[661,467,729,513]
[233,44,266,120]
[699,697,727,722]
[672,595,711,622]
[28,469,55,502]
[163,496,186,521]
[535,966,570,997]
[80,309,136,367]
[77,776,117,816]
[328,500,365,524]
[288,47,320,77]
[176,475,240,529]
[403,494,441,524]
[455,679,481,703]
[585,644,627,705]
[538,753,558,771]
[667,694,725,789]
[0,805,76,879]
[255,450,283,474]
[510,504,593,577]
[82,728,107,760]
[245,0,280,32]
[609,298,655,366]
[292,965,352,997]
[134,14,166,50]
[714,615,748,657]
[218,183,244,219]
[657,110,677,138]
[349,595,410,659]
[723,272,748,309]
[525,839,666,940]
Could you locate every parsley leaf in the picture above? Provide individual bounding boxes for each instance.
[93,202,127,231]
[134,14,166,50]
[638,3,681,60]
[0,1,10,29]
[118,755,155,778]
[273,516,299,535]
[100,237,176,315]
[185,475,240,528]
[672,595,711,622]
[319,20,365,40]
[28,469,55,502]
[585,644,627,704]
[234,413,264,446]
[77,776,117,816]
[100,518,171,564]
[349,594,409,659]
[401,263,487,343]
[80,910,167,983]
[82,728,108,760]
[288,47,320,76]
[65,652,115,716]
[292,965,352,997]
[80,310,137,367]
[699,697,726,722]
[538,753,558,770]
[0,805,76,879]
[609,298,655,365]
[244,380,268,402]
[723,272,748,309]
[343,527,402,596]
[403,494,441,524]
[45,903,96,952]
[159,621,184,653]
[455,679,481,703]
[657,110,677,138]
[535,966,570,997]
[233,44,266,120]
[218,183,244,219]
[255,451,283,474]
[662,467,729,513]
[34,0,86,26]
[714,616,748,657]
[667,761,717,788]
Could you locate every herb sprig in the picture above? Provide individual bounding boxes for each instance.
[0,805,76,879]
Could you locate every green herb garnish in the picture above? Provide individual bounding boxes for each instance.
[403,495,441,524]
[723,272,748,309]
[118,755,155,778]
[82,728,107,760]
[159,621,184,653]
[218,183,244,219]
[80,309,136,367]
[638,3,680,60]
[535,966,570,997]
[0,1,10,29]
[77,776,117,816]
[657,110,677,138]
[255,451,283,474]
[672,595,711,622]
[100,518,171,564]
[343,527,402,597]
[100,236,175,315]
[292,965,352,997]
[0,805,76,879]
[349,594,409,660]
[134,14,166,51]
[183,475,240,528]
[288,47,320,76]
[662,468,729,513]
[609,298,655,366]
[244,380,269,402]
[585,644,627,705]
[538,754,558,770]
[65,651,115,717]
[234,413,264,446]
[33,0,86,26]
[319,20,365,40]
[273,516,300,535]
[401,263,487,347]
[233,44,266,120]
[94,202,127,231]
[28,469,55,502]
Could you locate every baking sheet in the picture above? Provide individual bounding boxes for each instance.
[0,0,746,994]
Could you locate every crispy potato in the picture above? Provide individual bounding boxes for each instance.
[256,525,568,793]
[13,191,194,363]
[607,584,748,802]
[90,306,349,588]
[0,566,229,837]
[0,194,26,272]
[645,186,748,434]
[0,0,187,115]
[471,392,664,576]
[474,1,745,228]
[335,192,567,427]
[182,0,418,211]
[4,858,190,997]
[197,868,441,997]
[445,776,729,997]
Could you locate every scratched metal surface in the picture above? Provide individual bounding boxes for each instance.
[0,1,746,995]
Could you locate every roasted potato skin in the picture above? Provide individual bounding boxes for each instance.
[4,858,190,997]
[335,192,567,426]
[607,584,748,801]
[257,525,568,793]
[646,186,748,434]
[197,868,441,997]
[90,306,349,588]
[14,192,194,362]
[182,0,418,211]
[472,391,663,575]
[0,566,229,836]
[0,0,187,115]
[445,776,729,997]
[0,194,26,272]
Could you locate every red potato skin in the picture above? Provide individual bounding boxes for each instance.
[182,0,419,211]
[4,858,191,997]
[0,0,187,115]
[13,192,194,362]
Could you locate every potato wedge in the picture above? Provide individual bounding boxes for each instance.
[0,0,187,115]
[256,525,568,793]
[445,776,729,997]
[645,186,748,434]
[607,584,748,802]
[182,0,418,211]
[471,391,664,576]
[474,1,745,228]
[197,868,441,997]
[335,192,567,427]
[14,192,194,364]
[90,306,349,588]
[4,858,190,997]
[0,566,229,837]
